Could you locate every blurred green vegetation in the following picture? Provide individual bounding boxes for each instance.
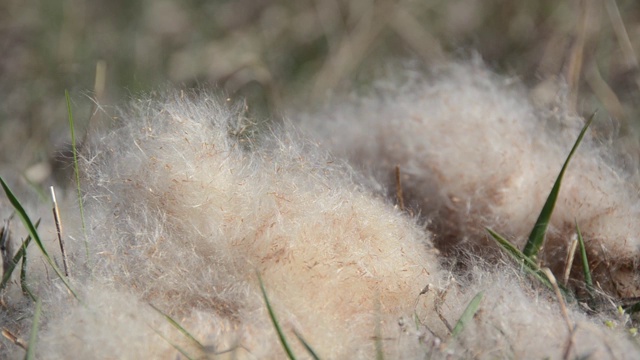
[2,0,640,182]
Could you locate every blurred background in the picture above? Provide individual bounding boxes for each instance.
[1,0,640,186]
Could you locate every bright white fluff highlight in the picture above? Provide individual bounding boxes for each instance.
[435,262,640,359]
[1,73,639,358]
[48,93,438,358]
[301,62,640,298]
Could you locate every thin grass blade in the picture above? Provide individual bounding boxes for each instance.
[24,297,41,360]
[257,272,297,360]
[0,177,78,299]
[293,330,320,360]
[1,219,38,290]
[487,228,573,300]
[625,302,640,314]
[150,326,196,360]
[66,90,90,262]
[149,303,204,350]
[375,301,384,360]
[487,228,549,279]
[523,113,595,258]
[20,238,36,302]
[575,220,593,296]
[451,291,483,338]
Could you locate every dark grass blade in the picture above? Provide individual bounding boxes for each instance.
[487,227,573,301]
[487,228,551,287]
[451,291,483,338]
[20,238,36,302]
[257,272,297,360]
[523,113,595,258]
[1,216,12,275]
[24,297,42,360]
[293,330,320,360]
[575,221,594,297]
[625,302,640,314]
[0,177,78,299]
[375,303,384,360]
[149,303,204,350]
[66,91,90,261]
[150,326,196,360]
[1,219,38,290]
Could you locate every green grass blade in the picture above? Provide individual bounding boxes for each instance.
[575,220,593,296]
[487,228,573,301]
[150,326,196,360]
[24,297,42,360]
[523,113,595,258]
[66,90,90,262]
[0,177,78,299]
[257,272,297,360]
[625,302,640,314]
[451,291,483,338]
[375,301,384,360]
[487,228,549,280]
[1,219,38,290]
[149,303,204,350]
[21,237,36,302]
[293,330,320,360]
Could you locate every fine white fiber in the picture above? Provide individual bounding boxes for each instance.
[1,65,639,359]
[31,91,439,359]
[300,60,640,299]
[432,259,640,359]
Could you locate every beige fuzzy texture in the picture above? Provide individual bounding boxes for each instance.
[0,71,638,358]
[31,93,438,359]
[434,261,640,359]
[301,61,640,298]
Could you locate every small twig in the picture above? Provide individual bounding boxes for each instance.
[562,324,578,360]
[395,166,405,211]
[563,235,578,286]
[586,63,626,120]
[389,7,446,65]
[2,327,27,350]
[605,0,638,70]
[565,0,591,112]
[50,187,69,277]
[434,285,453,334]
[542,268,573,334]
[311,0,396,100]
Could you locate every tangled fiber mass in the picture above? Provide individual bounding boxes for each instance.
[0,62,639,359]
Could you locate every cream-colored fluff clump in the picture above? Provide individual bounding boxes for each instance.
[302,61,640,297]
[29,92,439,359]
[435,262,639,359]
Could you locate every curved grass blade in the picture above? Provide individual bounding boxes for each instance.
[1,219,38,290]
[487,228,573,301]
[375,299,384,360]
[66,90,90,261]
[523,113,595,259]
[575,220,593,297]
[0,177,78,299]
[293,329,320,360]
[1,216,12,274]
[21,238,36,302]
[150,326,196,360]
[24,297,42,360]
[149,303,204,350]
[451,291,483,338]
[487,228,551,286]
[257,272,297,360]
[625,301,640,314]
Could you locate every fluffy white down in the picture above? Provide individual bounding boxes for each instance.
[302,61,640,298]
[0,64,638,359]
[42,93,438,359]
